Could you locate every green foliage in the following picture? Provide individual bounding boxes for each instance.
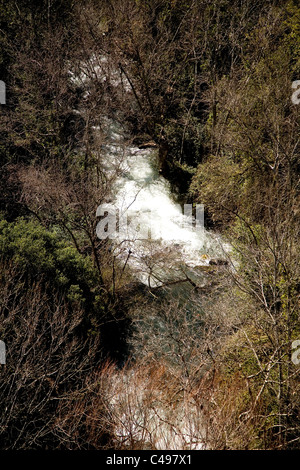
[0,215,97,302]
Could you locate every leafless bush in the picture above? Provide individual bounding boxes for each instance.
[0,261,103,449]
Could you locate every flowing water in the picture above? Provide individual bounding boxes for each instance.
[70,55,230,288]
[97,119,230,289]
[71,56,230,449]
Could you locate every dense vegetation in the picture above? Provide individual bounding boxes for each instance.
[0,0,299,449]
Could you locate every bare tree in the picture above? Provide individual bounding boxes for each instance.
[0,261,103,449]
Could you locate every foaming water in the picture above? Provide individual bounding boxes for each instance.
[70,58,229,286]
[99,120,230,286]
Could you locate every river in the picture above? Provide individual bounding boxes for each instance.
[96,118,230,289]
[71,56,230,449]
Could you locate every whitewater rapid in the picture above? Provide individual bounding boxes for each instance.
[96,119,229,287]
